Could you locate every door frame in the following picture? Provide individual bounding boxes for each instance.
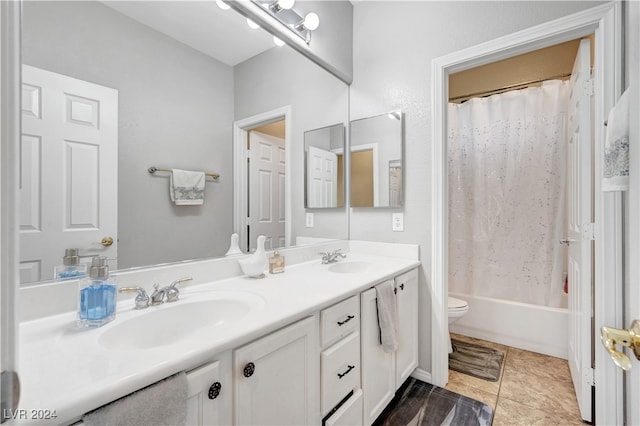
[233,106,292,253]
[430,3,623,424]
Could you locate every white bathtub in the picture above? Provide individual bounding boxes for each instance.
[448,293,569,359]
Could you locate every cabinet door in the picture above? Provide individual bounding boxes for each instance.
[395,268,419,387]
[361,286,395,426]
[234,316,318,425]
[186,351,232,426]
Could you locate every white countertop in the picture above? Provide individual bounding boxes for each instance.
[16,252,420,425]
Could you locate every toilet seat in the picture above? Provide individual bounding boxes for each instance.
[448,296,468,312]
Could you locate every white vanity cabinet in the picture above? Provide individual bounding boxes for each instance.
[186,352,233,426]
[233,316,318,425]
[319,295,362,425]
[361,268,419,425]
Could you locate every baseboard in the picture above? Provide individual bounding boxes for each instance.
[411,368,432,384]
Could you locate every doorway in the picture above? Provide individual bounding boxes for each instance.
[430,4,622,425]
[233,107,291,254]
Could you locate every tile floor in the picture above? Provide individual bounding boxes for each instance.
[445,334,585,425]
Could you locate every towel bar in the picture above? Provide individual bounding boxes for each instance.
[148,166,220,180]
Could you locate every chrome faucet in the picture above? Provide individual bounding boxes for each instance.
[150,277,194,305]
[118,286,150,309]
[320,249,347,264]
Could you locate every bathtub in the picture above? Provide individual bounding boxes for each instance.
[448,293,569,359]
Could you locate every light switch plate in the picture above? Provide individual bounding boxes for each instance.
[392,213,404,231]
[306,212,314,228]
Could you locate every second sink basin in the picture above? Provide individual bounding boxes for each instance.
[328,261,372,274]
[99,291,264,350]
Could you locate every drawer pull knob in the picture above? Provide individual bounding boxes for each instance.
[243,362,255,378]
[337,365,355,379]
[337,315,355,326]
[400,283,405,291]
[208,382,222,399]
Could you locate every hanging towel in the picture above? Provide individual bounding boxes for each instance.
[170,168,205,205]
[603,89,629,191]
[82,372,188,426]
[375,281,398,353]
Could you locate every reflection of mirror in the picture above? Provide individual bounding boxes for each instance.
[350,111,403,208]
[19,1,349,285]
[304,123,345,209]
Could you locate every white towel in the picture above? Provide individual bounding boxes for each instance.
[82,372,187,426]
[375,281,398,353]
[170,168,205,205]
[603,89,629,191]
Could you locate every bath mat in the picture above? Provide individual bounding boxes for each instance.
[449,339,505,382]
[373,378,493,426]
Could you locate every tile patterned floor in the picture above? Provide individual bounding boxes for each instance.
[445,334,585,425]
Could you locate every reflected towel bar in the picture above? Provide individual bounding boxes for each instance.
[148,166,220,180]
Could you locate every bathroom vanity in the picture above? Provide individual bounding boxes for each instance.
[15,242,420,425]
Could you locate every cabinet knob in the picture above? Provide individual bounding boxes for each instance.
[208,382,222,399]
[400,283,405,291]
[243,362,255,378]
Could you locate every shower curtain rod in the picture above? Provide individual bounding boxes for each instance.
[449,72,572,103]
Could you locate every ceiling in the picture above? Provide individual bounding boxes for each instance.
[102,1,274,66]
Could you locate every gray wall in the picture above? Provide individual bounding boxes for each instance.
[349,0,604,374]
[234,47,349,242]
[22,1,235,269]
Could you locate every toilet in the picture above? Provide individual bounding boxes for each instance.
[447,296,469,353]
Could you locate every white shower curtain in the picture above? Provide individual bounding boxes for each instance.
[448,80,568,308]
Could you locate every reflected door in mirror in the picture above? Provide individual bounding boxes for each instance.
[304,123,345,209]
[20,65,118,284]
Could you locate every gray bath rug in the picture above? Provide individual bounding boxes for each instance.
[449,339,505,382]
[373,378,493,426]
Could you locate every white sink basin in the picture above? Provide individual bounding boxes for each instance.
[99,292,264,350]
[328,261,372,274]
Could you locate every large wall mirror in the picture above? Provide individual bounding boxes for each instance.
[19,1,350,285]
[304,123,345,209]
[350,111,404,208]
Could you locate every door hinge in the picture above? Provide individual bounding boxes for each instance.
[246,217,251,226]
[583,78,595,96]
[584,366,595,386]
[582,222,596,241]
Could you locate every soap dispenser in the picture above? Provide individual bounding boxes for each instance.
[54,248,87,280]
[78,256,117,328]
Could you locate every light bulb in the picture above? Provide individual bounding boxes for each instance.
[273,36,285,47]
[247,18,260,30]
[215,0,230,10]
[303,12,319,31]
[278,0,295,10]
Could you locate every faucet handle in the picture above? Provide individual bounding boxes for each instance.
[166,277,193,302]
[119,286,150,309]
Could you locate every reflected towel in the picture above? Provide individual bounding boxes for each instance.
[170,168,205,205]
[603,89,629,191]
[376,281,398,353]
[82,372,188,426]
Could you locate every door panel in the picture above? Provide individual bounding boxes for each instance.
[20,65,118,283]
[566,38,593,422]
[249,131,285,251]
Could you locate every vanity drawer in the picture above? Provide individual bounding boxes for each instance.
[321,331,360,415]
[321,295,359,347]
[324,389,363,426]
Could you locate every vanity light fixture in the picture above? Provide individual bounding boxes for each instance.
[252,0,320,44]
[273,36,285,47]
[247,18,260,29]
[215,0,230,11]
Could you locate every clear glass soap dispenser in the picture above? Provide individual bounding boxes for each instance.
[78,256,117,328]
[54,248,87,280]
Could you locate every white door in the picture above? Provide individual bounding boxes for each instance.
[186,353,232,426]
[249,131,285,251]
[566,39,593,422]
[234,316,317,425]
[306,146,337,208]
[20,65,118,283]
[395,269,419,387]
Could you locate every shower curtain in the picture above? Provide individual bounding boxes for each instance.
[448,80,568,308]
